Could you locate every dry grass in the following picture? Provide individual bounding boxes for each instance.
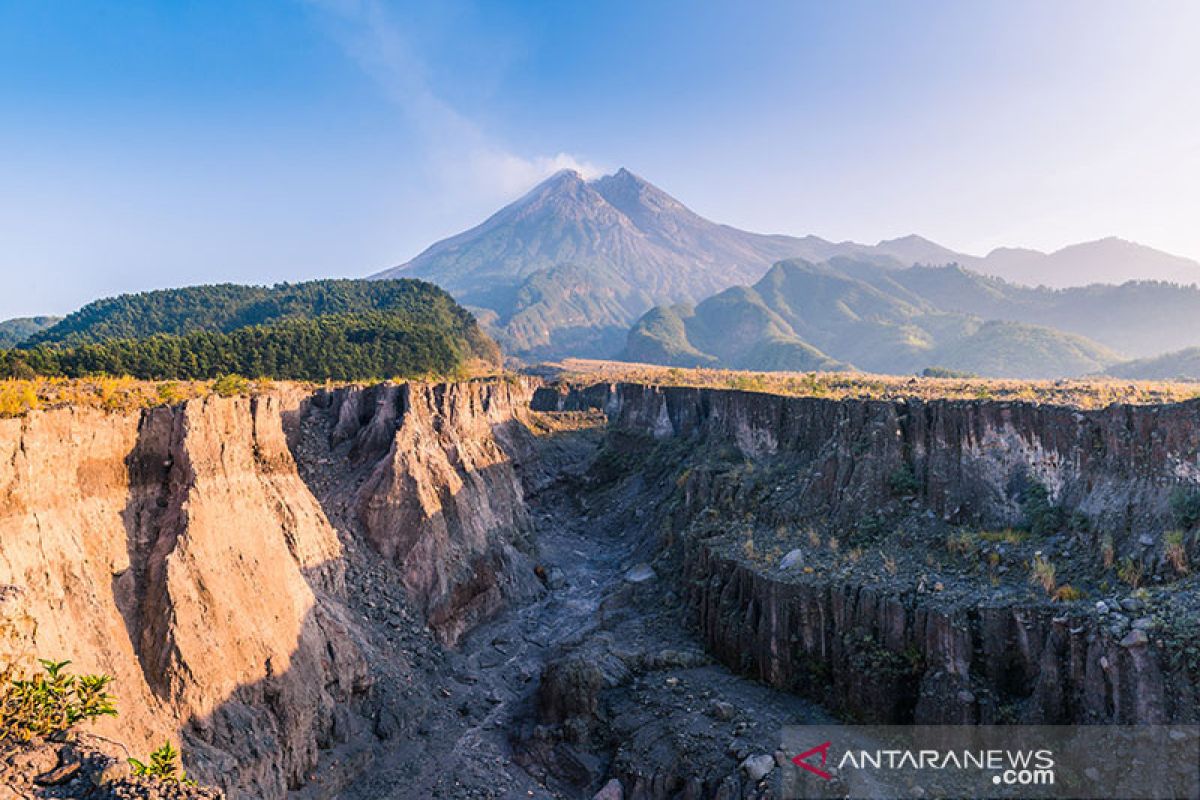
[1029,555,1058,595]
[545,358,1200,410]
[0,376,299,418]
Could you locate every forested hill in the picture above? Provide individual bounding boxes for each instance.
[3,279,500,381]
[26,279,488,347]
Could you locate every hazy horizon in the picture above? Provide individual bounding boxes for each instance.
[3,0,1198,319]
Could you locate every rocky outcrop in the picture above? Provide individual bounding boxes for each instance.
[600,382,1200,543]
[0,380,544,798]
[684,546,1185,725]
[311,380,542,644]
[582,383,1200,725]
[0,391,368,798]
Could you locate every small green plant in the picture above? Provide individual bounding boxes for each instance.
[1022,482,1065,536]
[130,741,195,785]
[0,659,117,742]
[1169,487,1200,529]
[888,464,921,497]
[1165,530,1189,575]
[1029,555,1057,595]
[1117,557,1144,589]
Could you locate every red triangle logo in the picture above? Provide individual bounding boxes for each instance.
[792,741,833,780]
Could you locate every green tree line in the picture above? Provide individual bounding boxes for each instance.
[1,312,486,381]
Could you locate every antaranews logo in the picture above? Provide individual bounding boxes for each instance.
[780,725,1200,800]
[791,741,1054,785]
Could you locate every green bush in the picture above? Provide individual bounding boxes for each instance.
[130,740,195,785]
[211,374,251,397]
[888,464,921,497]
[1021,482,1065,536]
[1169,487,1200,529]
[0,659,117,742]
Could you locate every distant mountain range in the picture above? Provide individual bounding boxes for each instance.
[0,316,60,348]
[375,169,1200,365]
[624,259,1134,378]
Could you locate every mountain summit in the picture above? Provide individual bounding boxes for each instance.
[373,168,902,358]
[375,169,1200,360]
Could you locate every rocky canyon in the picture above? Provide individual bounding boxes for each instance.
[1,379,1198,798]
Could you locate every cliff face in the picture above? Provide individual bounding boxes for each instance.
[4,378,1198,798]
[0,380,542,798]
[557,382,1200,539]
[312,380,542,644]
[568,383,1200,725]
[0,391,365,796]
[685,549,1177,725]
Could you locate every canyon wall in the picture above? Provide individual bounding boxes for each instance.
[544,381,1200,538]
[0,379,541,798]
[555,382,1200,725]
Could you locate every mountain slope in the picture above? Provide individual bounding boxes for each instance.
[373,168,1200,360]
[375,168,907,358]
[0,315,60,347]
[878,266,1200,358]
[1104,348,1200,381]
[623,259,1121,378]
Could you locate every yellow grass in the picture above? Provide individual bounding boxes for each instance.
[0,377,292,418]
[545,358,1200,410]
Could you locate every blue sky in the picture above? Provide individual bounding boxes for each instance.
[1,0,1198,319]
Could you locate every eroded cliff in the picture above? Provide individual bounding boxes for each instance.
[571,383,1200,728]
[3,379,1199,799]
[0,380,544,798]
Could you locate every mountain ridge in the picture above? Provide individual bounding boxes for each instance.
[621,258,1152,379]
[374,169,1200,361]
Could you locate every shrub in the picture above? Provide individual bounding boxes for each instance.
[1029,555,1057,595]
[888,465,921,497]
[0,381,39,417]
[946,531,977,556]
[1053,584,1084,602]
[130,741,195,785]
[921,366,978,379]
[1117,557,1144,589]
[1165,530,1190,575]
[1169,487,1200,529]
[742,537,756,560]
[978,528,1029,545]
[1022,482,1065,536]
[156,381,187,405]
[0,659,117,742]
[211,374,251,397]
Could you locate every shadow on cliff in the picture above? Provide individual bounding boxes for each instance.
[101,385,593,799]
